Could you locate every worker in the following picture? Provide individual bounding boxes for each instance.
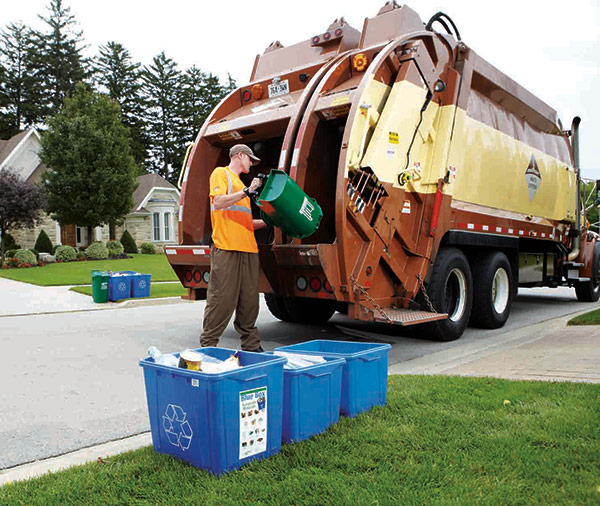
[200,144,268,352]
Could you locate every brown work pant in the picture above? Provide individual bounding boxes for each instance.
[200,248,261,350]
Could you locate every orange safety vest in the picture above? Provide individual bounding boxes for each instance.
[209,166,258,253]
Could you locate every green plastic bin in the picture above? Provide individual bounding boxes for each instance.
[91,270,109,303]
[257,169,322,239]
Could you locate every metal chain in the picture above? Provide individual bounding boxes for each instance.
[349,275,393,323]
[416,274,437,313]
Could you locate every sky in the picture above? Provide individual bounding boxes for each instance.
[2,0,600,179]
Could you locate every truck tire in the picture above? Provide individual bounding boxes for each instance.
[283,297,337,324]
[264,293,293,322]
[574,244,600,302]
[469,251,513,328]
[417,248,473,341]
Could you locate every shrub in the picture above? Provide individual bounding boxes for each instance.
[14,249,37,265]
[120,230,137,254]
[110,252,130,260]
[55,245,77,262]
[34,230,53,254]
[1,232,20,251]
[6,257,19,268]
[17,262,32,268]
[85,242,109,260]
[140,242,156,255]
[76,251,86,260]
[29,248,39,261]
[106,240,124,257]
[5,249,17,258]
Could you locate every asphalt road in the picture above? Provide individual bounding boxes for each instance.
[0,286,595,470]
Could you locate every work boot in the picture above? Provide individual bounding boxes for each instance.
[244,346,264,353]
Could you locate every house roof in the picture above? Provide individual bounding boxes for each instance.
[0,130,29,167]
[132,173,179,213]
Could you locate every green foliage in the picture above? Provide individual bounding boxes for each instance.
[120,230,138,253]
[41,83,137,229]
[14,248,36,265]
[76,251,85,260]
[34,0,88,117]
[140,242,156,254]
[582,180,599,233]
[34,229,53,253]
[106,240,124,257]
[55,245,76,262]
[1,232,19,250]
[29,248,39,261]
[84,242,109,260]
[5,249,17,258]
[568,307,600,325]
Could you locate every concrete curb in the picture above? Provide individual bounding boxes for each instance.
[0,296,194,318]
[0,433,151,486]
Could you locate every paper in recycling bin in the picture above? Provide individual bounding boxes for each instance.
[273,351,326,369]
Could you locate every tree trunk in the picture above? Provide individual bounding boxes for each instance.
[109,222,116,241]
[87,226,93,247]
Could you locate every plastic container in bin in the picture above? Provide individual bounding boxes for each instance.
[108,271,134,301]
[139,347,285,475]
[275,340,391,417]
[272,354,344,443]
[131,273,151,298]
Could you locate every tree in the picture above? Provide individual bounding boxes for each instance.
[40,83,137,241]
[94,41,147,168]
[142,52,182,183]
[0,22,43,137]
[0,169,46,262]
[33,0,88,118]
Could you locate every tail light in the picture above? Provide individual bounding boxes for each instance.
[202,271,210,283]
[296,276,307,291]
[185,270,192,282]
[309,277,322,292]
[323,280,333,293]
[323,32,331,41]
[242,89,252,101]
[193,270,202,283]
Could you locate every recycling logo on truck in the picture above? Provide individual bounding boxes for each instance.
[163,404,193,451]
[525,154,542,201]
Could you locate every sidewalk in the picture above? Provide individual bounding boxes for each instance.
[0,278,186,317]
[390,311,600,383]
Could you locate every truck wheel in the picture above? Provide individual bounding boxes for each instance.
[469,251,513,328]
[264,293,293,322]
[418,248,473,341]
[574,244,600,302]
[283,297,337,324]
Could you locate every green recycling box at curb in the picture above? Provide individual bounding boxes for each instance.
[257,169,322,239]
[91,270,109,303]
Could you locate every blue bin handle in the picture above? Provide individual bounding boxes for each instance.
[232,373,267,383]
[304,371,331,378]
[358,355,379,363]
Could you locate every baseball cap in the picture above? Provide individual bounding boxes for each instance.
[229,144,260,165]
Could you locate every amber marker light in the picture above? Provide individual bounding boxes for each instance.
[352,53,368,72]
[251,84,264,100]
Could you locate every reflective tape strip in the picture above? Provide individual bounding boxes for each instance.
[210,204,252,215]
[226,169,233,194]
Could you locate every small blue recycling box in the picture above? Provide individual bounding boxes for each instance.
[108,271,133,301]
[275,340,391,417]
[139,347,285,475]
[276,354,344,443]
[131,273,151,298]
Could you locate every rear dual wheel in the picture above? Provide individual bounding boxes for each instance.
[469,251,513,329]
[574,244,600,302]
[264,293,337,324]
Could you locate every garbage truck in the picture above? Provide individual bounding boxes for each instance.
[166,2,600,341]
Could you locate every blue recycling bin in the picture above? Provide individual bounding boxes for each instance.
[108,271,134,301]
[275,340,391,417]
[275,355,344,443]
[139,347,285,475]
[131,273,151,298]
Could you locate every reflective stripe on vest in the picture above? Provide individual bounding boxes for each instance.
[210,169,252,215]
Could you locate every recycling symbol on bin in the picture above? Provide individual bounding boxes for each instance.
[139,279,147,289]
[162,404,193,451]
[118,281,127,292]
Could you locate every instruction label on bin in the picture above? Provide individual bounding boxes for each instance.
[239,387,267,459]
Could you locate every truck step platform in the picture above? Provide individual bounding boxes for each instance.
[374,308,448,326]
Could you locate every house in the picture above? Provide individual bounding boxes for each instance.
[2,128,179,252]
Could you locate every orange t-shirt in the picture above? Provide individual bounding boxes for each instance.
[209,166,258,253]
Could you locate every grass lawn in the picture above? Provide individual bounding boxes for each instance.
[568,308,600,325]
[1,375,598,505]
[70,282,186,300]
[0,254,178,286]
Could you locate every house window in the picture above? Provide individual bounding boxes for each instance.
[153,213,160,241]
[164,212,170,241]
